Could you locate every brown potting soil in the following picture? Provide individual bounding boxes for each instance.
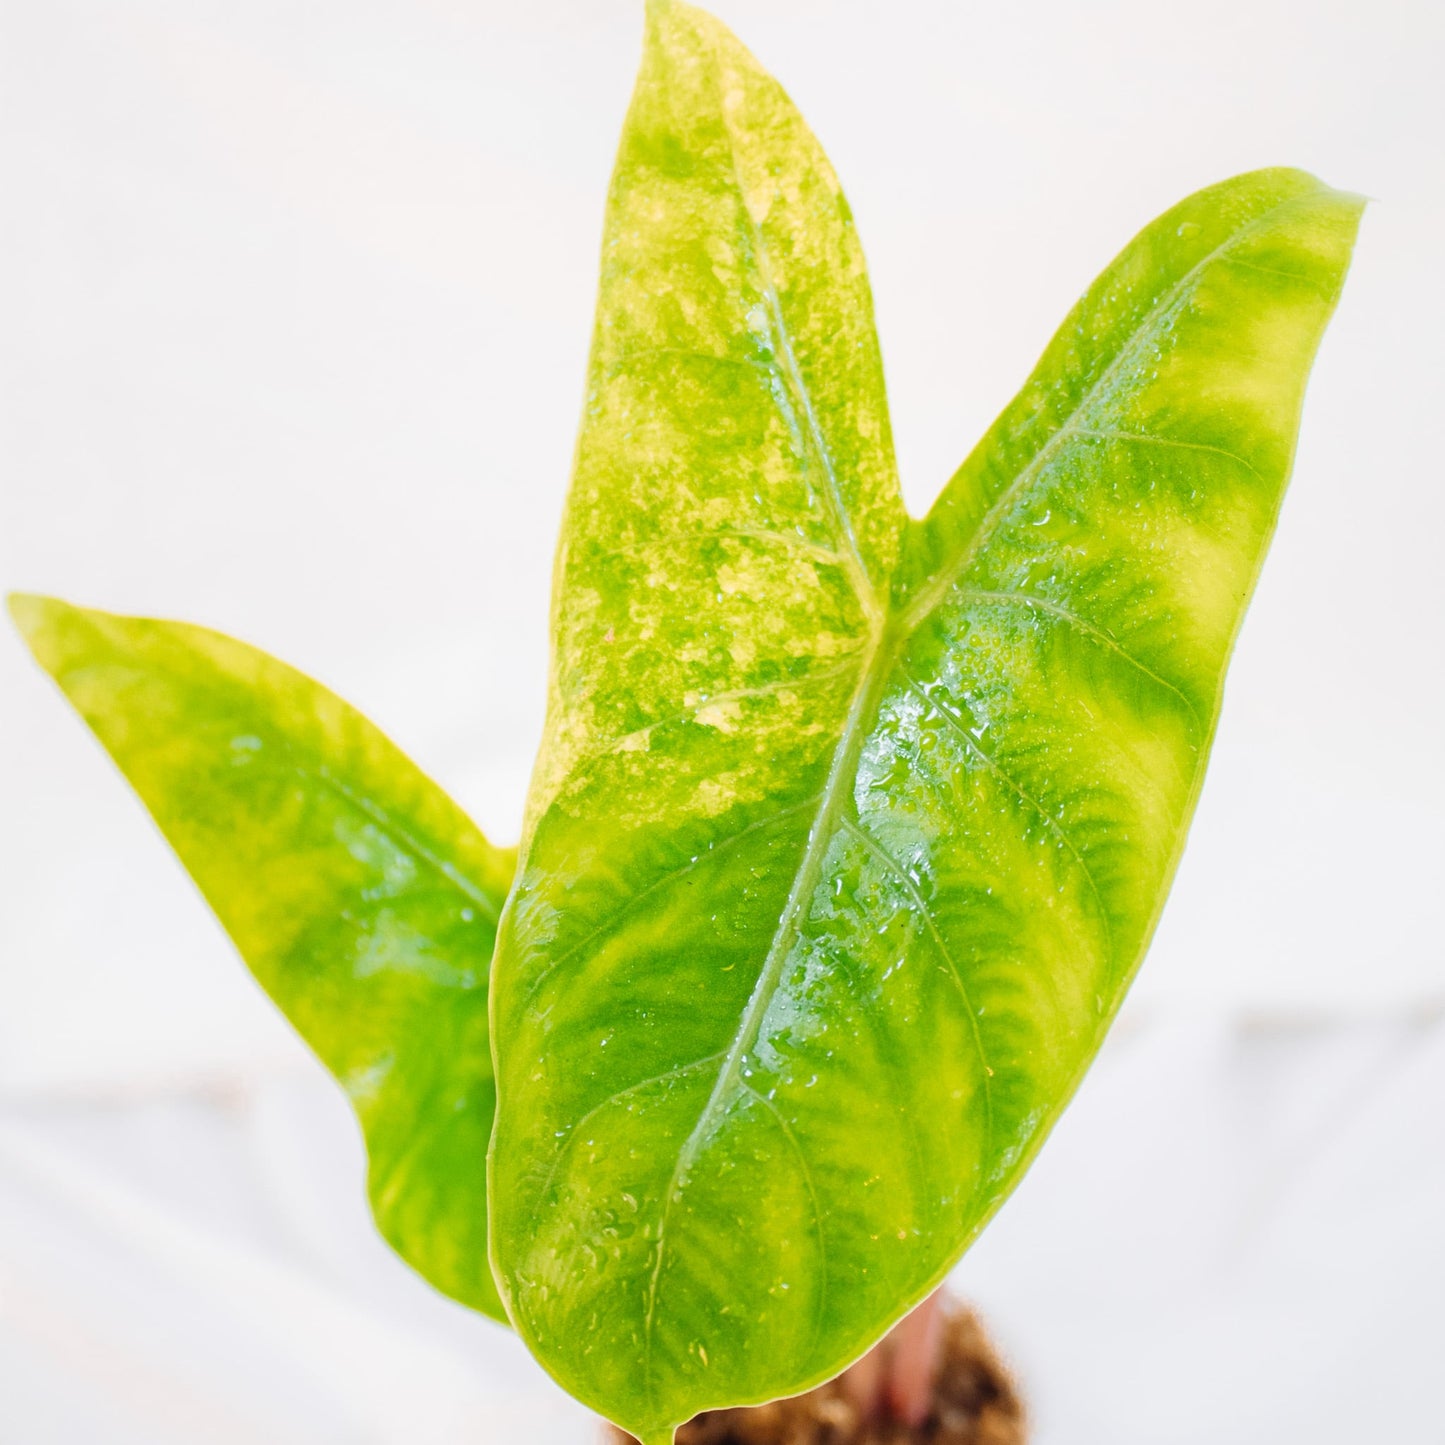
[602,1303,1026,1445]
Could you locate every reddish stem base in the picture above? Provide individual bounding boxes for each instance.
[603,1297,1026,1445]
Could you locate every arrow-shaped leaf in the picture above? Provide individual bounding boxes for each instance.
[486,3,1362,1439]
[10,595,514,1320]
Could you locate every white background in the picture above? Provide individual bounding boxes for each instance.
[1,1,1442,1440]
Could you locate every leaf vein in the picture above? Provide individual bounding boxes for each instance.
[712,62,880,620]
[899,674,1115,967]
[1078,426,1268,486]
[519,794,821,1015]
[948,587,1204,734]
[740,1080,830,1354]
[836,814,995,1166]
[528,1050,731,1242]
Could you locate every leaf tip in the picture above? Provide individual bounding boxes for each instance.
[1297,168,1369,221]
[643,0,715,42]
[1334,186,1371,224]
[1302,171,1369,218]
[6,591,64,649]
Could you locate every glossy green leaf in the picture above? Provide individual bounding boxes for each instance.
[487,3,1362,1439]
[10,595,515,1320]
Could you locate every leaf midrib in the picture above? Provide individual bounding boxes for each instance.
[640,623,894,1403]
[638,39,899,1406]
[707,46,885,623]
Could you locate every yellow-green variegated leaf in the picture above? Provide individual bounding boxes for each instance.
[487,3,1361,1439]
[10,595,514,1320]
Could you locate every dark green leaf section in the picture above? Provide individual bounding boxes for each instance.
[10,595,514,1321]
[487,3,1362,1439]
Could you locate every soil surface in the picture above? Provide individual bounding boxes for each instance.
[603,1303,1025,1445]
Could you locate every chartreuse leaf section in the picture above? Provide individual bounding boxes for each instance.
[487,3,1360,1441]
[9,595,515,1320]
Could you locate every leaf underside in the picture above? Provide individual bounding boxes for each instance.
[487,2,1362,1439]
[10,596,515,1321]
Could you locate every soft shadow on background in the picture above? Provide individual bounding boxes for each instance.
[1,1,1441,1441]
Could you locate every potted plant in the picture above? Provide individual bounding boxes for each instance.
[9,1,1360,1440]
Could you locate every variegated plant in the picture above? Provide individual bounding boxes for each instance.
[11,2,1360,1440]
